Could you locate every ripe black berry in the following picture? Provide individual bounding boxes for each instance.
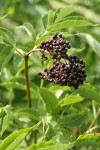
[38,34,87,89]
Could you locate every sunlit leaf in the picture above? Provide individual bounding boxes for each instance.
[0,122,40,150]
[60,94,84,107]
[55,5,75,23]
[47,20,93,31]
[35,36,51,46]
[28,141,55,150]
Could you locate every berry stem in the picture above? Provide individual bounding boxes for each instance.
[26,48,40,56]
[24,55,32,108]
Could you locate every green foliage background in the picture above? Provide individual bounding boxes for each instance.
[0,0,100,150]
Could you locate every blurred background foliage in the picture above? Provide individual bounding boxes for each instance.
[0,0,100,149]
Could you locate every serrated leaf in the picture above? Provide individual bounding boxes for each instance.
[0,27,15,46]
[75,84,100,103]
[0,46,15,72]
[17,23,36,41]
[55,5,75,23]
[39,88,60,118]
[77,33,100,58]
[60,94,84,107]
[0,122,40,150]
[47,20,93,31]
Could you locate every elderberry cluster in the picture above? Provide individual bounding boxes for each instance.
[38,34,87,89]
[40,34,70,61]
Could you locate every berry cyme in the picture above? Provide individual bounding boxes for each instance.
[40,34,71,61]
[38,34,87,89]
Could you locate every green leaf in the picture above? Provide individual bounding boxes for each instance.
[0,113,13,137]
[39,88,60,118]
[77,33,100,58]
[67,47,85,55]
[28,141,55,150]
[17,23,36,41]
[59,16,90,23]
[43,143,73,150]
[47,10,56,27]
[75,83,100,103]
[35,36,51,46]
[16,108,40,122]
[0,46,14,72]
[47,20,93,31]
[0,36,3,43]
[75,134,100,148]
[60,94,84,107]
[0,122,40,150]
[0,105,13,137]
[55,5,75,23]
[42,14,48,29]
[60,110,88,128]
[0,27,15,46]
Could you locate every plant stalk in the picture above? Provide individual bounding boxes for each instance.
[24,55,32,108]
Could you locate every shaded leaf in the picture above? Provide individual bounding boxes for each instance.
[16,108,40,122]
[47,10,56,27]
[17,23,36,41]
[39,88,60,118]
[0,46,14,72]
[75,83,100,103]
[75,134,100,148]
[77,33,100,58]
[59,110,88,128]
[42,14,48,29]
[0,27,15,46]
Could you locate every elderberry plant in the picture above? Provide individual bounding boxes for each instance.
[39,34,87,89]
[0,3,100,150]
